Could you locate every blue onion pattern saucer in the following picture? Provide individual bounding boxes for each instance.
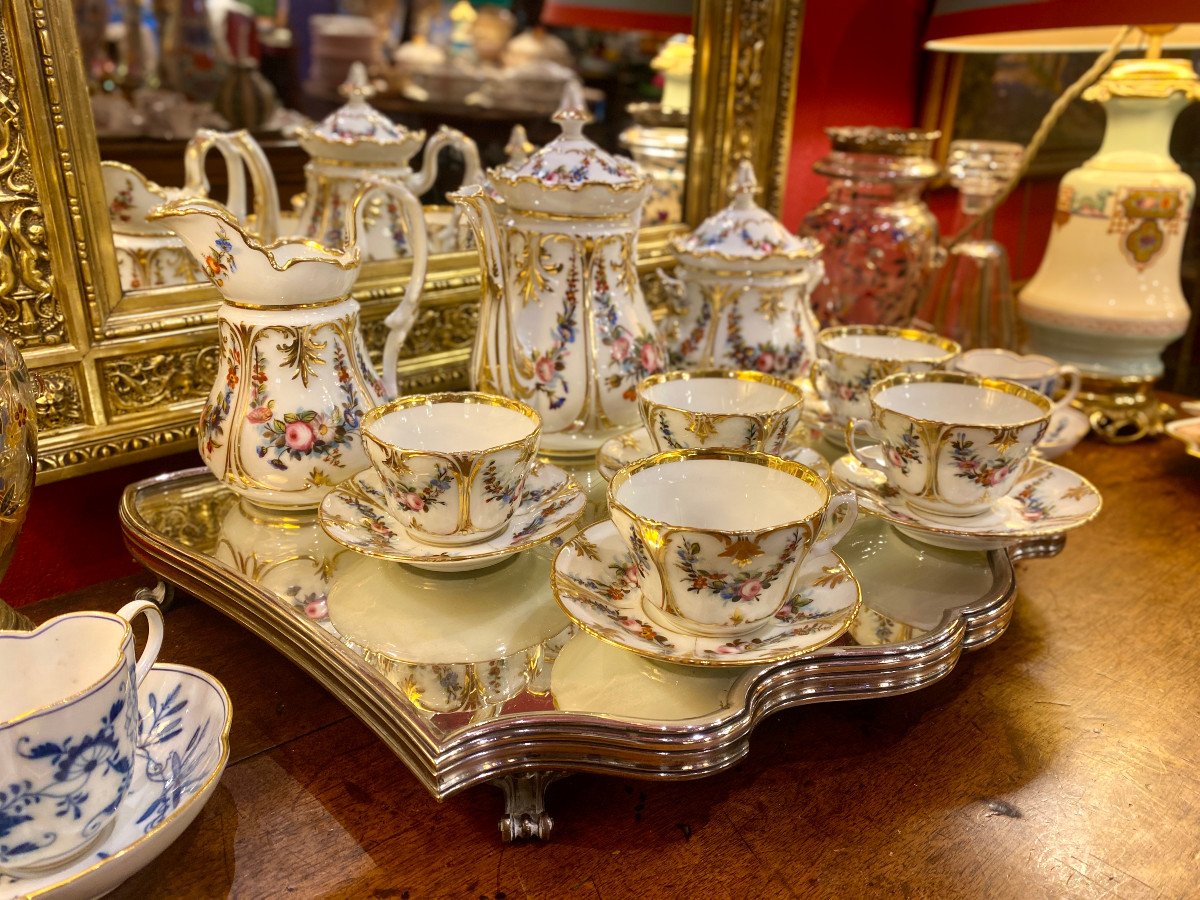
[595,426,832,482]
[319,462,585,572]
[831,447,1102,551]
[0,664,231,900]
[551,520,861,668]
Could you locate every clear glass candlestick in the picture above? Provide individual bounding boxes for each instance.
[917,140,1023,349]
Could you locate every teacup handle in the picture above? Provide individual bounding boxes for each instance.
[810,358,831,396]
[1052,365,1081,413]
[116,594,164,687]
[845,419,886,472]
[812,490,859,556]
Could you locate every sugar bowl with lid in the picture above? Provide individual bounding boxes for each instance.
[662,160,824,380]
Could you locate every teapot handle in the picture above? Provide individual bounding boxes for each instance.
[350,179,428,399]
[183,129,280,243]
[409,126,483,197]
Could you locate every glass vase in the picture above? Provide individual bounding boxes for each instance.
[801,127,942,328]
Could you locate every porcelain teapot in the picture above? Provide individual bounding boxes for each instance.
[148,176,427,509]
[452,82,665,456]
[102,129,280,291]
[292,63,482,262]
[662,160,824,379]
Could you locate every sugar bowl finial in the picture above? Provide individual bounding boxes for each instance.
[340,62,376,102]
[552,80,593,136]
[729,159,759,208]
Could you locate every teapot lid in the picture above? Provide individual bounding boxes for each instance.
[672,161,821,264]
[296,63,426,165]
[491,82,647,196]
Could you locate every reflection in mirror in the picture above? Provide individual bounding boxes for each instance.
[83,1,694,296]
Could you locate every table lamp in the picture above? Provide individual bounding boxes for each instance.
[925,2,1200,441]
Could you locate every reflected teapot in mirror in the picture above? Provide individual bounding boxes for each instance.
[290,63,482,261]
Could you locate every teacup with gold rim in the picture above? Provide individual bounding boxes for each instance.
[0,599,163,877]
[362,392,541,546]
[845,371,1051,519]
[607,449,858,638]
[950,348,1081,413]
[814,326,960,441]
[637,370,805,455]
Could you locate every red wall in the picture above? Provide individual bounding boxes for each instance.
[783,0,1058,281]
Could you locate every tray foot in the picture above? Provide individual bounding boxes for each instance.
[493,772,567,841]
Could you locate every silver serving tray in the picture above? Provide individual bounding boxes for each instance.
[119,466,1062,839]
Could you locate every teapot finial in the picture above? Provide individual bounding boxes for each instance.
[340,62,375,103]
[504,124,534,167]
[552,80,593,138]
[730,159,759,208]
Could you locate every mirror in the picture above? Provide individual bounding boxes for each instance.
[83,2,695,299]
[6,0,802,482]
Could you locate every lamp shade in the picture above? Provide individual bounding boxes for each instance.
[540,0,691,33]
[925,0,1200,52]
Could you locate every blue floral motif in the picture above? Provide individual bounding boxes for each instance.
[0,672,136,865]
[134,684,212,833]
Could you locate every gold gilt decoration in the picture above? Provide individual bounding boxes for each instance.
[37,421,201,479]
[360,300,480,365]
[140,492,235,550]
[277,327,328,387]
[32,366,84,431]
[100,346,222,416]
[0,24,64,348]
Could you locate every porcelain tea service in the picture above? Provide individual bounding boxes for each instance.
[608,449,858,638]
[845,370,1052,520]
[661,161,825,379]
[453,81,665,457]
[0,599,163,878]
[637,370,806,455]
[950,349,1080,412]
[319,391,584,572]
[813,325,962,444]
[552,448,862,665]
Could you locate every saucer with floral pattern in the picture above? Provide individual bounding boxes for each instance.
[830,446,1102,551]
[551,520,861,667]
[0,664,230,900]
[319,462,585,572]
[595,427,831,482]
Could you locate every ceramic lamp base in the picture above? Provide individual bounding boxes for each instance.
[1072,375,1174,443]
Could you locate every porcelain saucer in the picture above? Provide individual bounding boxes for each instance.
[1035,406,1090,460]
[319,462,585,572]
[0,663,231,900]
[1165,416,1200,459]
[831,446,1102,551]
[551,520,861,667]
[595,427,831,482]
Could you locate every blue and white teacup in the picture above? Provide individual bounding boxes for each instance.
[0,599,163,877]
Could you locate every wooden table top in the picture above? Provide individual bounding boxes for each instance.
[28,430,1200,899]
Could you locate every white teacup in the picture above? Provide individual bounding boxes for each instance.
[0,599,163,877]
[846,371,1052,519]
[814,326,961,442]
[637,370,805,455]
[608,449,857,638]
[950,349,1080,413]
[362,392,541,546]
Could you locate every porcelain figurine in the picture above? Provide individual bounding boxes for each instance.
[662,161,823,379]
[292,63,482,263]
[452,82,665,457]
[102,129,279,292]
[148,176,427,509]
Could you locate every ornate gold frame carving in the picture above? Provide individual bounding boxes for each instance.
[5,0,806,482]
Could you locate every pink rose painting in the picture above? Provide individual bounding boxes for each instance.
[247,406,273,424]
[640,341,661,374]
[401,492,425,512]
[737,579,763,600]
[610,335,631,362]
[535,355,556,384]
[285,420,316,452]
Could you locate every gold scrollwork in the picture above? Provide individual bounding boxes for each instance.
[32,365,85,432]
[100,346,222,416]
[360,300,481,365]
[0,25,64,349]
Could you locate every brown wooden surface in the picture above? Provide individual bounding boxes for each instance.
[28,427,1200,899]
